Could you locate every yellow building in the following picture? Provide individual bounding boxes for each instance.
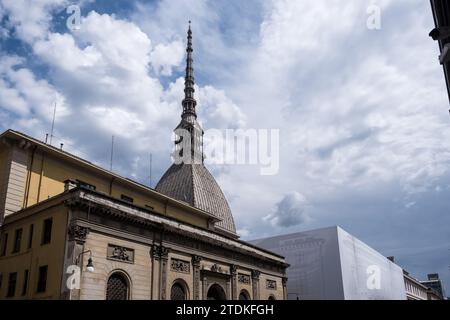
[0,25,288,300]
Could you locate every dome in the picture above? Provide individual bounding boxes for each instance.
[156,25,237,237]
[155,163,237,236]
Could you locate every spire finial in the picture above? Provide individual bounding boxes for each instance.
[174,22,204,164]
[182,20,196,119]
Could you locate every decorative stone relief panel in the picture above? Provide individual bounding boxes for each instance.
[107,244,134,263]
[171,258,190,273]
[238,274,251,285]
[266,279,277,290]
[210,264,223,273]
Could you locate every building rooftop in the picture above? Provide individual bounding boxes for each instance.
[156,163,237,236]
[155,24,237,237]
[0,129,225,229]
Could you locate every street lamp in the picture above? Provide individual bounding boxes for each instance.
[86,256,94,272]
[76,250,95,273]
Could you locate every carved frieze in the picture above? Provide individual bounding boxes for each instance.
[107,244,134,263]
[266,279,277,290]
[238,274,251,285]
[162,232,287,274]
[210,264,222,273]
[171,258,190,273]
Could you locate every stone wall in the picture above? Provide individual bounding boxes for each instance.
[166,251,194,299]
[66,191,288,300]
[77,228,286,300]
[80,232,152,300]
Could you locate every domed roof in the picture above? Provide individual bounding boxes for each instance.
[155,163,237,236]
[156,24,237,237]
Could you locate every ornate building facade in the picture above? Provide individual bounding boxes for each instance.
[0,25,288,300]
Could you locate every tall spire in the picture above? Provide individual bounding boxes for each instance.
[173,21,204,165]
[182,21,197,119]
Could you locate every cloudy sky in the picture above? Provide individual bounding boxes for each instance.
[1,0,449,292]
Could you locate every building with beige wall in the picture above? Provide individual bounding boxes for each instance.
[403,271,444,301]
[389,256,445,301]
[0,25,288,300]
[403,271,429,300]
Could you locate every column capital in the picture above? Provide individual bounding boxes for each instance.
[251,269,261,280]
[192,255,202,267]
[160,246,169,260]
[68,224,89,244]
[150,244,170,260]
[230,264,237,275]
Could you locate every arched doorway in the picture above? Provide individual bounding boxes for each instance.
[171,281,187,300]
[268,295,276,300]
[239,289,250,300]
[207,284,226,300]
[106,272,129,300]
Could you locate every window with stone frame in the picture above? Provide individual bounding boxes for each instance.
[12,228,22,253]
[22,269,29,296]
[106,272,129,300]
[7,272,17,297]
[41,218,52,245]
[36,265,48,293]
[28,224,34,249]
[0,233,8,256]
[170,282,187,300]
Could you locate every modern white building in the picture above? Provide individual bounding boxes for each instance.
[251,226,407,300]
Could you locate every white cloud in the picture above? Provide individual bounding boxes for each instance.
[264,192,310,228]
[76,12,152,74]
[197,85,247,129]
[150,40,185,76]
[222,0,450,215]
[34,33,101,72]
[0,55,67,122]
[1,6,245,182]
[237,227,250,238]
[1,0,68,43]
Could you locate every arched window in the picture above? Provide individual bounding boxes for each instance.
[207,284,226,300]
[106,272,129,300]
[239,290,250,300]
[171,282,187,300]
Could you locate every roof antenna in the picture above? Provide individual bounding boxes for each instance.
[110,135,115,171]
[50,101,57,145]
